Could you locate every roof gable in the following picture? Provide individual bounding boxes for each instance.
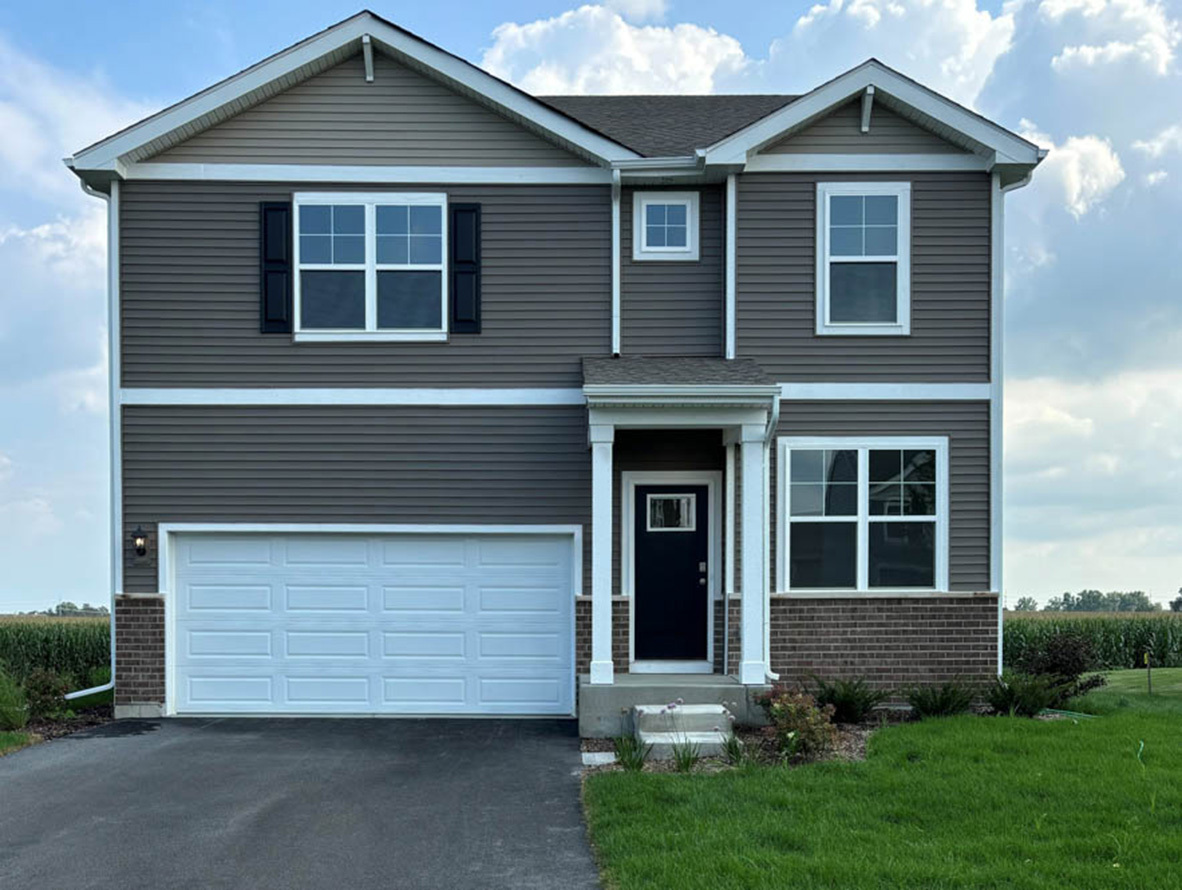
[149,51,590,167]
[761,98,967,155]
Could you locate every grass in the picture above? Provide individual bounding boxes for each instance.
[584,669,1182,889]
[0,731,35,756]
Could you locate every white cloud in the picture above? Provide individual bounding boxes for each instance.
[482,6,748,94]
[0,496,63,536]
[1042,0,1180,76]
[779,0,1016,106]
[0,453,11,483]
[604,0,669,23]
[1019,121,1125,217]
[1133,123,1182,157]
[1144,169,1169,186]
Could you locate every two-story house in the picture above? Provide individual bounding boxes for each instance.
[67,11,1042,731]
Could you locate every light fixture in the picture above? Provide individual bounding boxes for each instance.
[132,526,147,557]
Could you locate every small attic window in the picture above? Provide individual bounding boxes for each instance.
[632,192,699,261]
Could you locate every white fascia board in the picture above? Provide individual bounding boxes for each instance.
[705,60,1040,168]
[120,388,586,406]
[779,382,991,401]
[70,13,639,173]
[744,153,990,173]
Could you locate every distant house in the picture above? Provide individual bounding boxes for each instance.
[66,11,1043,729]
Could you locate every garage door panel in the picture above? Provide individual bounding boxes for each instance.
[184,537,274,567]
[173,533,573,716]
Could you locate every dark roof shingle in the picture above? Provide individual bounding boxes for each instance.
[540,95,798,157]
[582,356,774,387]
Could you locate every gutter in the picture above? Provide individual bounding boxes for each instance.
[64,176,117,702]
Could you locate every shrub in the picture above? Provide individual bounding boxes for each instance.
[0,618,109,684]
[906,679,975,718]
[988,670,1062,717]
[0,669,28,730]
[613,735,650,772]
[1012,630,1107,705]
[756,687,837,761]
[810,675,889,724]
[24,669,72,720]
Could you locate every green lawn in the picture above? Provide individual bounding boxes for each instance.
[0,731,34,756]
[584,669,1182,889]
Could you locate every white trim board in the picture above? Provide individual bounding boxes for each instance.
[157,522,583,717]
[120,388,587,406]
[123,163,613,184]
[779,383,991,401]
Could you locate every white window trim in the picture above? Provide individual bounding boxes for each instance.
[815,181,911,336]
[776,436,949,595]
[293,191,448,342]
[632,191,700,262]
[645,493,697,532]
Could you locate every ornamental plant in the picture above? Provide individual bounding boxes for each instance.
[756,687,837,761]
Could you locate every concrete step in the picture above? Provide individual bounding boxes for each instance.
[633,703,734,735]
[637,730,732,760]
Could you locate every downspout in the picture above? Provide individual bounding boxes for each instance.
[65,175,118,701]
[762,393,781,682]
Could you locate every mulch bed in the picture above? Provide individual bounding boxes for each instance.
[26,705,113,742]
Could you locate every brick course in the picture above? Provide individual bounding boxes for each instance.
[114,595,165,706]
[769,595,998,691]
[575,597,630,674]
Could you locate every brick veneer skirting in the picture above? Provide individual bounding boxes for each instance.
[575,597,630,674]
[769,595,999,690]
[114,595,165,706]
[712,597,741,675]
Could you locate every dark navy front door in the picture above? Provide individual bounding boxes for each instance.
[633,484,709,661]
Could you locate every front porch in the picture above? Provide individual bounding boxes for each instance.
[579,356,780,727]
[577,672,767,738]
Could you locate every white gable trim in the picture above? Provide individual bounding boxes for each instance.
[707,60,1040,169]
[69,12,639,174]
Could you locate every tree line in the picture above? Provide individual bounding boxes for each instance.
[1011,589,1182,613]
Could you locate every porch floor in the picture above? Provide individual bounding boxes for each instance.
[577,673,766,738]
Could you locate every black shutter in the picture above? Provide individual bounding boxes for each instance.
[259,201,292,333]
[449,203,481,334]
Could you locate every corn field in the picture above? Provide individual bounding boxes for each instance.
[1004,612,1182,670]
[0,616,110,683]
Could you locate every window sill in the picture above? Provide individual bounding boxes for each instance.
[815,323,911,337]
[293,331,448,343]
[631,250,700,262]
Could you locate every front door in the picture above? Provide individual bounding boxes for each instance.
[633,484,710,663]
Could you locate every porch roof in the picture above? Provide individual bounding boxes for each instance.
[582,356,773,388]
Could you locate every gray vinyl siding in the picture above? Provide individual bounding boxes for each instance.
[121,405,591,593]
[763,100,964,154]
[120,181,610,387]
[150,52,588,167]
[772,400,991,592]
[612,429,726,595]
[621,187,723,355]
[737,171,992,382]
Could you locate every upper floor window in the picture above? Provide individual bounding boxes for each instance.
[632,191,699,261]
[294,192,447,342]
[815,182,910,336]
[778,437,948,593]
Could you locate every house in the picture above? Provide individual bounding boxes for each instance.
[66,11,1043,732]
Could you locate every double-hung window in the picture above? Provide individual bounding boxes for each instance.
[815,182,910,335]
[778,437,949,592]
[294,192,447,341]
[632,191,700,261]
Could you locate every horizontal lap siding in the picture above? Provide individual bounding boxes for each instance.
[120,182,610,387]
[737,172,991,381]
[773,401,990,591]
[764,100,964,154]
[621,187,722,355]
[150,52,587,166]
[121,405,591,593]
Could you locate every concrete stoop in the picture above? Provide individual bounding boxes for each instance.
[577,673,767,738]
[633,703,733,759]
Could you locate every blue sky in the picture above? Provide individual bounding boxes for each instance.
[0,0,1179,611]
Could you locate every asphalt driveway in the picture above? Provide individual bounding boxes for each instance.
[0,718,599,890]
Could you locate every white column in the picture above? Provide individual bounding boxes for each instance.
[589,424,615,684]
[739,424,769,684]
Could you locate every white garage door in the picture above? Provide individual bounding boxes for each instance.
[171,532,574,716]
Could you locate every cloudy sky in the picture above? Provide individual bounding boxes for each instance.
[0,0,1179,611]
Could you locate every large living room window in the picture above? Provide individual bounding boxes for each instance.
[778,437,949,592]
[815,182,910,336]
[293,192,447,341]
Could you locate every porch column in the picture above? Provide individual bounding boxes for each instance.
[589,423,615,684]
[739,424,770,684]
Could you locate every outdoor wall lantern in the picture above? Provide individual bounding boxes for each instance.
[132,526,147,557]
